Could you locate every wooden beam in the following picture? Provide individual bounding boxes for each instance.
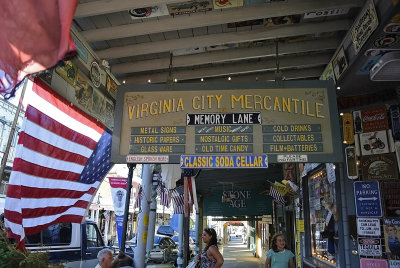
[97,19,351,59]
[123,53,330,84]
[112,37,339,74]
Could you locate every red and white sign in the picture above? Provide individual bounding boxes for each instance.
[126,155,169,163]
[358,238,382,256]
[361,106,389,132]
[360,258,387,268]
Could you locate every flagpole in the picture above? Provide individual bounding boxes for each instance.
[0,78,28,184]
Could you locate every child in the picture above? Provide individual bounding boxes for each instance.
[264,233,295,268]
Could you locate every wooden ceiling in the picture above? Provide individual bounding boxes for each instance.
[73,0,363,86]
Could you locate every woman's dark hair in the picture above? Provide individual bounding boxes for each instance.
[271,233,286,252]
[204,227,218,251]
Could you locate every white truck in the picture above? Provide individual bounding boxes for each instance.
[25,220,108,267]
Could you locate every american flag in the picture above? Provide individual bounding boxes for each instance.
[134,185,143,210]
[171,186,184,214]
[156,183,172,207]
[4,79,113,249]
[0,0,78,99]
[269,185,285,205]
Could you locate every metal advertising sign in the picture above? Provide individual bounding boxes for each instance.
[351,0,379,55]
[354,181,383,218]
[361,106,389,132]
[111,81,342,164]
[358,238,382,256]
[345,146,358,179]
[361,153,398,180]
[382,182,400,217]
[357,218,381,236]
[360,258,388,268]
[342,113,355,144]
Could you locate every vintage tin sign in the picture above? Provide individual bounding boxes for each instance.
[382,182,400,217]
[213,0,243,9]
[351,0,379,55]
[361,106,389,132]
[168,1,213,16]
[390,105,400,140]
[361,153,398,180]
[360,130,389,156]
[357,218,381,236]
[354,110,363,133]
[345,146,358,179]
[358,238,382,256]
[343,113,355,144]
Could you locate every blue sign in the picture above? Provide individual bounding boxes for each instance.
[180,155,268,168]
[354,181,382,217]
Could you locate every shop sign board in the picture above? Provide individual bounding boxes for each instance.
[357,218,381,236]
[360,258,388,268]
[304,7,349,19]
[358,238,382,256]
[203,190,272,216]
[354,181,383,218]
[111,81,342,164]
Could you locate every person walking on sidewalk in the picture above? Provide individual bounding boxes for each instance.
[199,228,224,268]
[264,233,294,268]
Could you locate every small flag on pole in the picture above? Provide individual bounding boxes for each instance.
[171,186,184,214]
[269,185,285,205]
[134,185,143,211]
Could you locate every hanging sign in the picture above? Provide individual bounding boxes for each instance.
[360,259,388,268]
[350,0,379,55]
[357,218,381,236]
[112,81,342,164]
[180,155,268,168]
[345,146,358,179]
[342,113,355,144]
[109,177,127,249]
[354,180,383,218]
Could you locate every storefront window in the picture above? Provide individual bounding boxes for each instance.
[308,166,337,265]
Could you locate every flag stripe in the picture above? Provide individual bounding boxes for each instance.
[25,105,97,150]
[7,185,96,199]
[11,159,80,182]
[22,207,87,228]
[24,215,83,236]
[32,79,104,137]
[7,171,99,190]
[18,132,88,166]
[23,118,94,158]
[15,145,85,174]
[22,200,89,218]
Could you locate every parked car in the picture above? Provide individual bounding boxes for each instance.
[125,234,178,265]
[172,235,196,258]
[157,225,175,237]
[25,220,108,267]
